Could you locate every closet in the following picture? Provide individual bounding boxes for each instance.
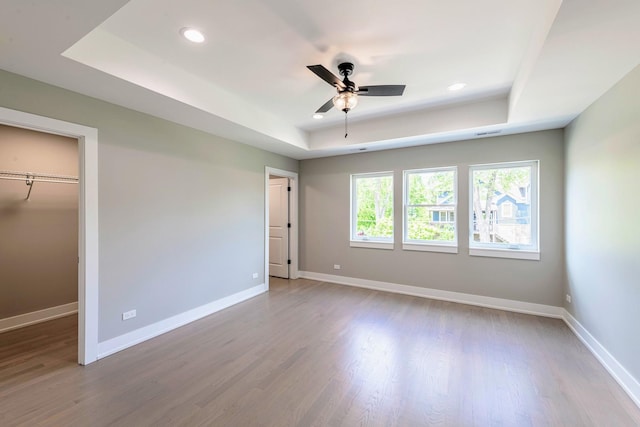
[0,124,78,346]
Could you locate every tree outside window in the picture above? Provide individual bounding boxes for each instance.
[351,172,393,242]
[404,168,456,244]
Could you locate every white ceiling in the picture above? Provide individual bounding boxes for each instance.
[1,0,639,159]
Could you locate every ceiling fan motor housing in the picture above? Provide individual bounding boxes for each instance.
[338,63,357,94]
[337,62,354,77]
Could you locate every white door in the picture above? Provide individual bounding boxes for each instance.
[269,177,289,278]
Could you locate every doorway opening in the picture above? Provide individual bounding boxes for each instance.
[264,167,298,289]
[0,107,98,365]
[0,124,79,362]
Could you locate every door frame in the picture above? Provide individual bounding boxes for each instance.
[265,167,298,289]
[0,107,99,365]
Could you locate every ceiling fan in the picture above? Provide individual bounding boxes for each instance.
[307,62,406,137]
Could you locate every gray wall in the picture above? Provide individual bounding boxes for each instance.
[300,130,565,306]
[565,64,640,382]
[0,125,78,318]
[0,69,298,342]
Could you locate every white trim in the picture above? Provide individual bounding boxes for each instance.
[562,309,640,409]
[402,243,458,253]
[469,248,540,260]
[298,271,563,318]
[98,283,267,359]
[265,167,299,289]
[0,302,78,333]
[350,241,394,250]
[0,107,99,365]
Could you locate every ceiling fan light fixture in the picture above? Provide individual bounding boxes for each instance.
[333,91,358,112]
[180,27,205,43]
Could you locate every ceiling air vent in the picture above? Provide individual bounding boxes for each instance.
[476,130,502,137]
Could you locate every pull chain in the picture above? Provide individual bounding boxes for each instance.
[344,111,348,138]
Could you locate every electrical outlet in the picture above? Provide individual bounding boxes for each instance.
[566,294,572,303]
[252,272,259,279]
[333,264,341,270]
[122,309,136,320]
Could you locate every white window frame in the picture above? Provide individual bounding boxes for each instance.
[403,167,458,254]
[469,160,539,260]
[350,171,394,250]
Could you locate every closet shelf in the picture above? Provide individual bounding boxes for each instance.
[0,170,79,200]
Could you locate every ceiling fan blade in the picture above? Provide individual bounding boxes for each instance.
[307,65,346,90]
[358,85,406,96]
[315,98,334,113]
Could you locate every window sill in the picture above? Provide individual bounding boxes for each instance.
[402,243,458,254]
[350,241,394,250]
[469,248,540,260]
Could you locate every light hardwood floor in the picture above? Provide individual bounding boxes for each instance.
[1,278,639,426]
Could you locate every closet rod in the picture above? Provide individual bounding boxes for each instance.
[0,170,79,184]
[0,170,79,200]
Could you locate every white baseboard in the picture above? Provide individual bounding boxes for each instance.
[299,271,564,318]
[0,302,78,333]
[97,284,267,359]
[562,310,640,408]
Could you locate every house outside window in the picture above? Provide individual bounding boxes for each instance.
[403,167,457,253]
[469,160,539,260]
[350,172,394,249]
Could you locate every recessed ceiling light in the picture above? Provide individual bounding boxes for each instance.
[448,83,467,91]
[312,114,324,119]
[180,27,205,43]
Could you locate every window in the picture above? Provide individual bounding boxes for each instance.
[403,167,457,253]
[434,211,455,223]
[351,172,394,249]
[501,202,513,218]
[469,161,539,259]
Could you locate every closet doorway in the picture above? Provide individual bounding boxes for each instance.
[0,124,78,316]
[0,107,98,365]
